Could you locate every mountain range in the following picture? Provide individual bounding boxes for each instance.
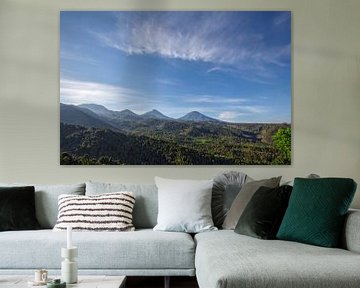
[60,103,226,135]
[76,103,220,123]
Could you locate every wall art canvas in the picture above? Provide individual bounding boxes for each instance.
[60,11,291,165]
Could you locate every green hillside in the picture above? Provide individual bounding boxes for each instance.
[60,123,289,165]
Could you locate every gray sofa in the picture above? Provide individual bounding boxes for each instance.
[0,181,360,288]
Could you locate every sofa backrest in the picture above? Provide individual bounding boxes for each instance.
[86,181,158,229]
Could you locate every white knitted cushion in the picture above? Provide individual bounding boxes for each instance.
[53,192,135,231]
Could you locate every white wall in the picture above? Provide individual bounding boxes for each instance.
[0,0,359,208]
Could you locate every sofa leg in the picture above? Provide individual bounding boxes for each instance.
[164,276,170,288]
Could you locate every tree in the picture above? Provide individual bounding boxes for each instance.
[272,127,291,164]
[60,152,76,165]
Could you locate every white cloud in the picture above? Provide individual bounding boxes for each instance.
[219,111,245,122]
[93,12,290,82]
[207,67,223,73]
[184,95,248,105]
[60,79,155,112]
[156,78,180,86]
[239,105,267,114]
[273,12,291,26]
[218,105,268,122]
[60,51,99,65]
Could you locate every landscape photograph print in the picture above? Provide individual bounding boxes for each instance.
[60,11,291,165]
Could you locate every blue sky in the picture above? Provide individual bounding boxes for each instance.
[60,11,291,123]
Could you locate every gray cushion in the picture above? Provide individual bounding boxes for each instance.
[85,181,158,229]
[154,177,216,233]
[195,230,360,288]
[0,229,195,271]
[212,171,251,228]
[222,177,281,229]
[0,183,85,228]
[341,209,360,253]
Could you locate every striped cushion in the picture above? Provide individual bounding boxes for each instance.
[53,192,136,232]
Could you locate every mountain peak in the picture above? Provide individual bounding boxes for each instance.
[79,103,108,108]
[120,109,137,115]
[78,103,110,112]
[178,111,218,122]
[78,103,117,119]
[142,109,172,120]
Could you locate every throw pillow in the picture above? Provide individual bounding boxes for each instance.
[234,185,293,239]
[153,177,217,233]
[277,178,357,248]
[222,176,281,230]
[86,181,158,229]
[0,182,86,228]
[53,192,136,231]
[212,171,251,228]
[0,186,41,231]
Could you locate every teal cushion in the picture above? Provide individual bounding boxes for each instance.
[277,178,357,247]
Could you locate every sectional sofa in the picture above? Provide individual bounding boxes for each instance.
[0,180,359,288]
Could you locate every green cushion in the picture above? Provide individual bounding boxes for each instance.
[277,178,357,247]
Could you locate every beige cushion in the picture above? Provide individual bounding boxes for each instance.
[222,177,281,230]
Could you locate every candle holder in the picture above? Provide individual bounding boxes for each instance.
[61,247,78,284]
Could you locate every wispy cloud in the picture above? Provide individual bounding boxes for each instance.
[60,79,156,112]
[184,95,248,105]
[218,105,268,122]
[60,51,99,65]
[156,78,181,87]
[273,12,291,26]
[219,111,247,122]
[93,12,290,82]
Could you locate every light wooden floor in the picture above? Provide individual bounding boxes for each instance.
[126,276,199,288]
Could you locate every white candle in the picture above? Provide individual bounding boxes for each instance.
[67,225,72,249]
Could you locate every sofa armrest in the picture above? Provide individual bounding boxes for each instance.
[342,209,360,253]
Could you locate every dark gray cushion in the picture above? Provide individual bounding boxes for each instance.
[223,176,281,230]
[0,183,86,228]
[235,185,292,239]
[0,186,40,231]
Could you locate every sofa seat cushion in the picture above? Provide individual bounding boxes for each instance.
[0,229,195,270]
[195,230,360,288]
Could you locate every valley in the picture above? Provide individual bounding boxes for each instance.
[60,103,291,165]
